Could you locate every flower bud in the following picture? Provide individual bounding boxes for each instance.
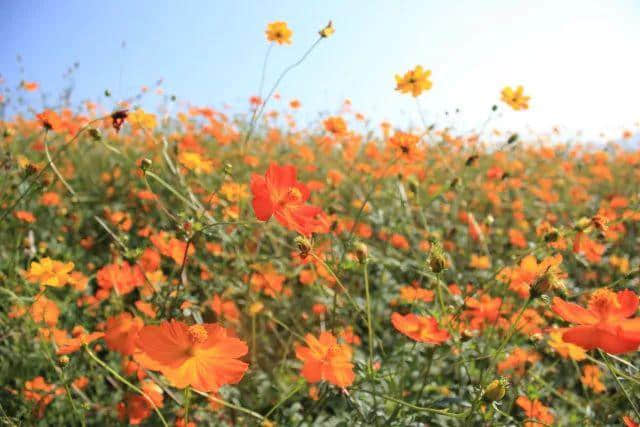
[294,235,312,259]
[354,242,368,264]
[543,228,559,243]
[573,217,592,232]
[428,242,446,273]
[319,20,335,38]
[58,355,70,367]
[140,158,152,172]
[88,127,102,141]
[483,378,509,402]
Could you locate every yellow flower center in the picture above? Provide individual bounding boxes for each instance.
[187,325,208,344]
[589,289,619,315]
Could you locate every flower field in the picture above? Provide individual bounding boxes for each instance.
[2,19,640,427]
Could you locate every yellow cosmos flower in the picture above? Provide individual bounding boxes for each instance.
[501,85,530,110]
[128,109,157,130]
[395,65,432,97]
[178,151,214,175]
[266,21,293,45]
[219,182,249,202]
[25,257,74,288]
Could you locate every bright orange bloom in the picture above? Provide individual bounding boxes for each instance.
[464,294,502,330]
[391,313,449,344]
[118,380,164,425]
[250,163,328,236]
[516,396,554,427]
[580,364,605,393]
[25,257,74,288]
[323,116,347,136]
[105,313,145,356]
[56,328,104,355]
[399,286,434,304]
[29,295,60,326]
[22,81,39,91]
[14,210,36,223]
[552,289,640,354]
[250,264,286,297]
[210,294,240,321]
[388,131,422,162]
[23,376,63,418]
[266,21,292,45]
[36,110,63,131]
[135,320,248,392]
[295,332,355,388]
[96,261,144,299]
[497,347,540,376]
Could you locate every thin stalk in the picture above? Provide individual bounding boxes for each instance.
[84,346,168,427]
[190,388,265,421]
[363,260,375,374]
[264,381,304,418]
[600,350,640,420]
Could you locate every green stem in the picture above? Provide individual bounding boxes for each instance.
[84,346,168,427]
[363,260,375,374]
[145,170,199,211]
[352,387,468,419]
[600,350,640,420]
[184,387,191,424]
[264,381,304,418]
[190,389,265,421]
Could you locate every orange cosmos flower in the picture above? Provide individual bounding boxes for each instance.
[25,257,74,288]
[323,116,347,136]
[552,289,640,354]
[463,294,502,330]
[105,313,145,356]
[250,163,328,236]
[36,110,63,131]
[134,320,248,392]
[22,81,39,91]
[96,261,144,299]
[580,364,605,393]
[14,210,36,223]
[23,376,63,418]
[295,332,355,388]
[391,313,449,344]
[395,65,432,97]
[266,21,292,45]
[388,131,422,162]
[56,328,104,355]
[515,396,554,427]
[501,85,530,111]
[29,295,60,326]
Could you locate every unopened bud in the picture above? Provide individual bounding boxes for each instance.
[88,127,102,141]
[319,20,335,38]
[354,242,368,264]
[294,236,312,259]
[483,378,509,402]
[58,355,70,367]
[140,158,152,172]
[428,242,446,273]
[574,217,592,232]
[543,228,559,243]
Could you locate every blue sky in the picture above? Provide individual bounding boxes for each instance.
[2,0,639,138]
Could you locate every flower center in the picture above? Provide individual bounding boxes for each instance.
[589,289,619,315]
[187,324,208,344]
